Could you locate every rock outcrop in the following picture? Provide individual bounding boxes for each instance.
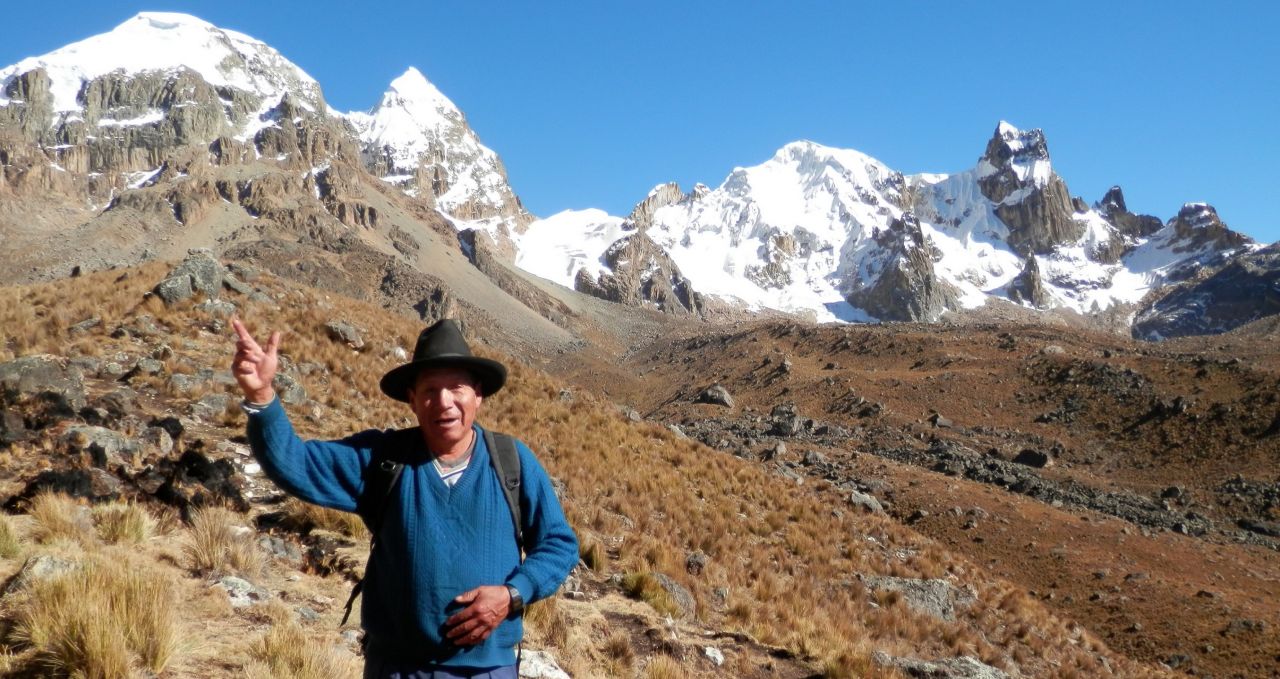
[1096,185,1163,242]
[1133,242,1280,340]
[1006,254,1051,308]
[976,123,1084,256]
[574,232,704,316]
[844,214,960,322]
[347,67,532,238]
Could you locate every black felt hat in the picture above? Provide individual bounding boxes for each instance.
[379,319,507,402]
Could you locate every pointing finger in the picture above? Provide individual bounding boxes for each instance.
[231,317,250,342]
[266,331,281,356]
[232,318,263,352]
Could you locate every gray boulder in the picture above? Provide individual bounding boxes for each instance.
[64,425,140,468]
[650,573,696,619]
[4,555,80,595]
[173,249,224,296]
[141,426,174,455]
[214,576,271,608]
[154,275,194,305]
[0,355,87,411]
[190,393,233,422]
[518,650,570,679]
[154,249,224,304]
[695,384,734,408]
[222,273,254,296]
[862,575,975,622]
[273,373,307,405]
[195,299,237,318]
[324,320,365,349]
[848,490,885,515]
[872,652,1010,679]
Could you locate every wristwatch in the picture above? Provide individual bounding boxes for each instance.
[506,584,524,614]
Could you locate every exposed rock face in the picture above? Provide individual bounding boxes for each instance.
[347,67,532,238]
[154,249,224,304]
[623,182,686,231]
[844,214,960,322]
[0,14,328,207]
[861,575,975,622]
[1096,185,1163,242]
[976,123,1083,256]
[1165,203,1250,254]
[0,355,88,414]
[1133,242,1280,340]
[574,233,704,316]
[873,652,1011,679]
[1007,254,1051,308]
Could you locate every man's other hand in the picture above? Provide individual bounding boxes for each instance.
[231,317,280,404]
[445,585,512,646]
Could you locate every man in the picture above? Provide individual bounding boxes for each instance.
[231,317,578,678]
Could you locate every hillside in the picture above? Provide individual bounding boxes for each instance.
[541,315,1280,677]
[0,259,1188,678]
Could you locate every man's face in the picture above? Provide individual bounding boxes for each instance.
[408,367,483,455]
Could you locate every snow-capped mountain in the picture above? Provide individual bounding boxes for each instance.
[519,122,1260,327]
[0,12,1268,338]
[0,12,528,245]
[346,67,531,244]
[0,12,325,147]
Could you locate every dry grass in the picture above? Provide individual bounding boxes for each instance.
[601,630,634,669]
[580,538,606,571]
[243,602,359,679]
[644,654,687,679]
[185,506,264,576]
[7,551,182,677]
[27,492,96,546]
[0,514,20,559]
[524,594,570,650]
[281,498,368,539]
[92,501,156,545]
[0,261,1174,677]
[622,572,684,619]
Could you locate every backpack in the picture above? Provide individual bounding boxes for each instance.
[341,427,524,626]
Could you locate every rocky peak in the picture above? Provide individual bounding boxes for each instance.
[844,213,959,322]
[573,232,704,316]
[1095,185,1163,241]
[1167,203,1251,252]
[975,122,1082,256]
[1097,186,1127,216]
[1134,242,1280,339]
[1007,254,1052,308]
[976,121,1053,202]
[0,12,325,117]
[0,12,333,200]
[623,182,687,231]
[347,67,531,239]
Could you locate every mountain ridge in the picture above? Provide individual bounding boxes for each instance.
[1,12,1275,341]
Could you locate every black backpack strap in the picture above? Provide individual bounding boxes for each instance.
[482,429,524,556]
[342,430,410,626]
[482,428,526,669]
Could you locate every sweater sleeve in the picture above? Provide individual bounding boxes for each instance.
[245,397,377,513]
[505,441,579,605]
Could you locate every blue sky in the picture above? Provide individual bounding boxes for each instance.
[3,2,1277,243]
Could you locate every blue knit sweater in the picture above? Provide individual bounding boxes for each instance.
[246,398,579,668]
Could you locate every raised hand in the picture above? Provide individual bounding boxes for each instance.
[231,317,281,404]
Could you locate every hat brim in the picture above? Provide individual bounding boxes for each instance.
[379,355,507,403]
